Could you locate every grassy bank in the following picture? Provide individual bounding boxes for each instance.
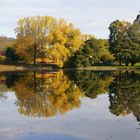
[77,66,140,71]
[0,64,22,72]
[0,64,140,72]
[0,64,58,72]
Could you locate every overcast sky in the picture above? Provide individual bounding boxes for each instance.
[0,0,140,38]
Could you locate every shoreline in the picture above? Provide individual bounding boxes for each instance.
[0,64,58,72]
[0,64,140,72]
[76,66,140,71]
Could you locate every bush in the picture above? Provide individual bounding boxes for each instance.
[0,55,6,63]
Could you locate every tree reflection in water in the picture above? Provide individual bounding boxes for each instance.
[66,70,114,98]
[108,71,140,122]
[0,74,9,100]
[0,70,140,123]
[13,71,83,117]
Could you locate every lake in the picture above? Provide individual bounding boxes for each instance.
[0,70,140,140]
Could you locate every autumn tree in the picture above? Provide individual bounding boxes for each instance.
[15,16,54,64]
[15,16,83,66]
[45,19,84,67]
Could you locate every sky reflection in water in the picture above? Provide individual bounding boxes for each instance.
[0,70,140,140]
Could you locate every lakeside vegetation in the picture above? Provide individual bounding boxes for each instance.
[0,13,140,69]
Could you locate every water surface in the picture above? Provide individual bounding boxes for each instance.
[0,70,140,140]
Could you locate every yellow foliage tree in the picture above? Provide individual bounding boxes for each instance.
[15,16,84,66]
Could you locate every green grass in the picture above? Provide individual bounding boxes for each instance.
[77,65,140,71]
[135,62,140,67]
[0,64,58,72]
[0,64,20,72]
[0,64,140,72]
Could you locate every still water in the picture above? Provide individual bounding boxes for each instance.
[0,70,140,140]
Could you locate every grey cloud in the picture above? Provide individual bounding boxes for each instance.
[0,0,140,38]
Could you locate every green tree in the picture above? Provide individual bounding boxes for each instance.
[109,13,140,66]
[109,20,130,65]
[97,39,114,64]
[65,38,114,67]
[5,46,19,62]
[126,19,140,66]
[65,38,101,67]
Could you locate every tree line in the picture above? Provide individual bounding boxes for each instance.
[0,13,140,67]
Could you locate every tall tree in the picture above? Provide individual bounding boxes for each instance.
[15,16,83,66]
[109,13,140,66]
[45,19,84,67]
[126,15,140,66]
[108,20,130,65]
[15,16,53,64]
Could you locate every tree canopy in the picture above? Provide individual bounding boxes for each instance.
[15,16,84,67]
[65,38,113,68]
[1,13,140,67]
[109,13,140,66]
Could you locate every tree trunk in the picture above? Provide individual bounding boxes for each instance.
[125,61,128,66]
[125,58,129,66]
[131,62,134,66]
[119,59,122,66]
[33,72,37,92]
[125,62,129,66]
